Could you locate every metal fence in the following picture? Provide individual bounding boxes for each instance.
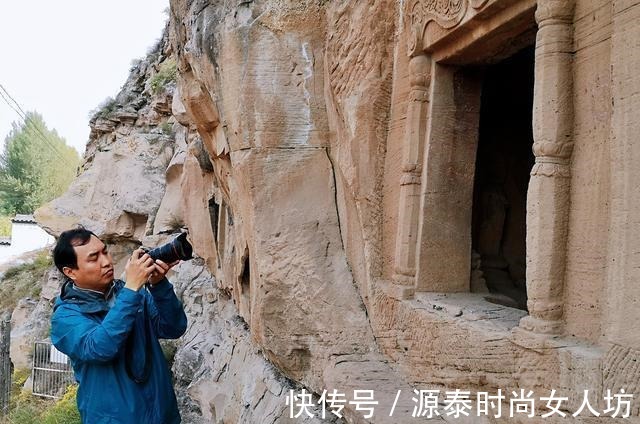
[0,316,10,414]
[32,341,75,399]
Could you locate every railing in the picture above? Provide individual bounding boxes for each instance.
[0,316,10,414]
[31,340,75,399]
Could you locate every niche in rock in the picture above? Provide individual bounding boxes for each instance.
[239,246,251,319]
[471,46,535,310]
[208,197,221,267]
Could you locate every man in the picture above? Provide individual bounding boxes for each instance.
[50,227,187,423]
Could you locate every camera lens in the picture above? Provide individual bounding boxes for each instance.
[146,233,193,263]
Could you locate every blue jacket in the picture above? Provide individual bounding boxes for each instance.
[51,278,188,424]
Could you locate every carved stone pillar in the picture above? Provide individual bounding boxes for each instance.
[519,0,576,335]
[391,53,431,299]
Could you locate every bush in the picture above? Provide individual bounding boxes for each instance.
[0,217,10,237]
[40,385,80,424]
[1,382,79,424]
[3,368,48,424]
[149,59,177,95]
[89,97,117,120]
[160,121,173,136]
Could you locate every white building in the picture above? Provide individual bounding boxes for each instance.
[0,215,54,265]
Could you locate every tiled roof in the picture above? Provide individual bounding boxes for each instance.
[11,214,36,224]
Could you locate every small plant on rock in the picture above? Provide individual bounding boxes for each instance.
[149,59,177,95]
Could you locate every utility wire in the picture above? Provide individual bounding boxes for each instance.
[0,91,73,167]
[0,83,74,166]
[0,84,73,165]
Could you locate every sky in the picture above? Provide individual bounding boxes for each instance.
[0,1,170,155]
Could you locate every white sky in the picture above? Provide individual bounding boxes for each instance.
[0,1,170,155]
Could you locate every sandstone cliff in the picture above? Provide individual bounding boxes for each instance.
[34,24,343,423]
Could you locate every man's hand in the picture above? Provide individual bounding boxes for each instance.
[148,259,179,285]
[124,248,156,291]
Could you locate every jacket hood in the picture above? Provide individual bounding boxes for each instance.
[54,279,123,314]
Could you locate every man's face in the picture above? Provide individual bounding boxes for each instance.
[63,235,114,292]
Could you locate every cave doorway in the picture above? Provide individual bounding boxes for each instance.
[471,46,535,310]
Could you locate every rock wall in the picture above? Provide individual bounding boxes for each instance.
[34,26,336,423]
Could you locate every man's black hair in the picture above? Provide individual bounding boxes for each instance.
[53,226,98,273]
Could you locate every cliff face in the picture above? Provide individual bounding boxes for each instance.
[170,0,379,378]
[33,24,336,423]
[167,0,419,420]
[36,33,176,272]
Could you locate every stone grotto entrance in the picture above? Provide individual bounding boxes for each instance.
[471,46,535,310]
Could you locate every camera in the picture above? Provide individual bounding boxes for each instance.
[143,232,193,263]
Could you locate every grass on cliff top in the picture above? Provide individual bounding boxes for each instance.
[0,249,51,313]
[0,368,80,424]
[89,96,117,120]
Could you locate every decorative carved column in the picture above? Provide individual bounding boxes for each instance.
[519,0,576,335]
[391,53,431,299]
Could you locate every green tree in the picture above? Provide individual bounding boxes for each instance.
[0,112,80,214]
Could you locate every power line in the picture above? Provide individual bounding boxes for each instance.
[0,98,72,167]
[0,84,73,166]
[0,84,74,166]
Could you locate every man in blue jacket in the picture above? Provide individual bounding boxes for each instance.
[50,227,188,423]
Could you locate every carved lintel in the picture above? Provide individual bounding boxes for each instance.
[409,0,467,30]
[405,0,496,55]
[407,0,468,55]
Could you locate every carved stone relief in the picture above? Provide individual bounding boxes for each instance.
[406,0,494,55]
[409,0,466,30]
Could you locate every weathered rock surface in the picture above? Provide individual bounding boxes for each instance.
[171,260,342,424]
[167,2,415,421]
[35,32,175,252]
[10,267,61,369]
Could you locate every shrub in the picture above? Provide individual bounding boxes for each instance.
[0,217,10,237]
[149,59,177,95]
[160,121,173,136]
[89,97,117,120]
[4,369,48,424]
[2,382,79,424]
[40,385,80,424]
